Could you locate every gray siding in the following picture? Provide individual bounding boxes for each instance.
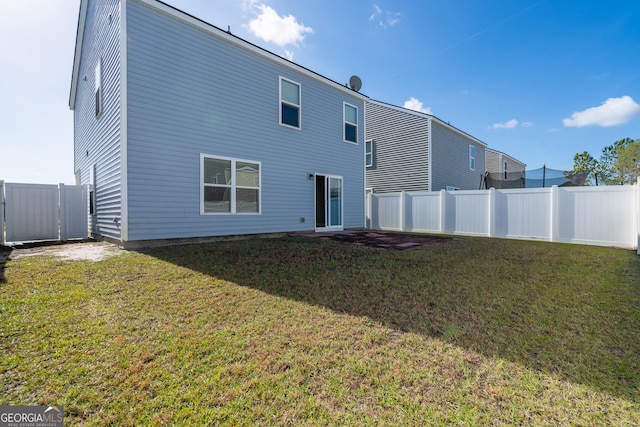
[430,121,486,191]
[72,0,122,239]
[486,150,526,175]
[485,150,501,175]
[365,102,429,193]
[124,0,364,240]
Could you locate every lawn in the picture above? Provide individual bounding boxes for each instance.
[1,235,639,425]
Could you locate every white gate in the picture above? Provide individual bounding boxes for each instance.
[1,181,88,244]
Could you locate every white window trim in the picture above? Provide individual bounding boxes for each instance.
[200,153,262,215]
[279,76,301,130]
[469,145,476,171]
[365,139,373,167]
[343,102,358,144]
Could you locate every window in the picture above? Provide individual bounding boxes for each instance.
[469,145,475,170]
[95,59,102,117]
[446,186,460,191]
[280,77,300,128]
[344,103,358,143]
[504,161,508,180]
[201,155,261,214]
[365,139,373,167]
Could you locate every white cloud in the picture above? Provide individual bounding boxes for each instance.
[491,119,519,129]
[369,4,382,21]
[563,96,640,128]
[403,97,432,114]
[247,4,312,47]
[369,4,401,28]
[521,121,533,127]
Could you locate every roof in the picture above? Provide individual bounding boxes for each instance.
[69,0,368,110]
[366,99,489,148]
[485,147,527,168]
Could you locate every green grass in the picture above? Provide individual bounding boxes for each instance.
[1,235,639,425]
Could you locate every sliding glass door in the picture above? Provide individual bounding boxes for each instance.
[315,174,343,230]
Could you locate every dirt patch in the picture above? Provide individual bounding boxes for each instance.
[295,231,453,250]
[8,242,123,262]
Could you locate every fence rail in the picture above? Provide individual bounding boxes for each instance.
[367,180,640,254]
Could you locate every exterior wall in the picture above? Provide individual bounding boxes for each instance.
[123,0,365,241]
[430,121,486,191]
[72,0,122,239]
[485,150,501,175]
[364,102,429,193]
[486,149,526,175]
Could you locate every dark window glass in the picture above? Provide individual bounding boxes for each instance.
[345,123,356,143]
[282,104,299,128]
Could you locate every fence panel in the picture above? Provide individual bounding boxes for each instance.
[557,185,637,248]
[1,182,88,244]
[498,188,553,240]
[60,184,88,240]
[372,192,403,231]
[5,183,59,241]
[368,183,639,251]
[407,192,441,233]
[451,190,490,236]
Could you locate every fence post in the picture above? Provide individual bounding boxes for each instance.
[439,189,446,234]
[488,187,495,237]
[400,191,405,232]
[0,180,4,246]
[550,185,559,242]
[59,183,66,242]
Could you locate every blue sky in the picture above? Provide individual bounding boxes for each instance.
[2,0,639,184]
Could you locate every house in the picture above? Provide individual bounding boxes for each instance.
[69,0,367,247]
[365,99,487,193]
[485,148,527,189]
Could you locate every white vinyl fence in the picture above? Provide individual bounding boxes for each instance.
[367,180,640,254]
[1,181,88,245]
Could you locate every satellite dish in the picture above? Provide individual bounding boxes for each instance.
[349,75,362,92]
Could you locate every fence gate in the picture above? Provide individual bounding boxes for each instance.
[1,181,88,245]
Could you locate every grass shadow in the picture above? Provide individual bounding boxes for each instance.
[143,235,640,402]
[0,246,12,284]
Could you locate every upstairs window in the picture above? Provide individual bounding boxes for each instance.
[280,77,300,129]
[504,161,508,179]
[201,154,261,215]
[365,139,373,167]
[95,59,102,117]
[469,145,476,171]
[344,103,358,143]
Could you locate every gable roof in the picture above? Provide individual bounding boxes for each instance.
[69,0,368,110]
[486,147,526,168]
[367,99,488,148]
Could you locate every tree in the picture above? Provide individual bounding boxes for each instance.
[616,139,640,184]
[567,151,598,185]
[597,138,635,185]
[569,138,640,186]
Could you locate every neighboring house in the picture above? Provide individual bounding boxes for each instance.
[365,100,487,193]
[69,0,367,247]
[485,148,527,189]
